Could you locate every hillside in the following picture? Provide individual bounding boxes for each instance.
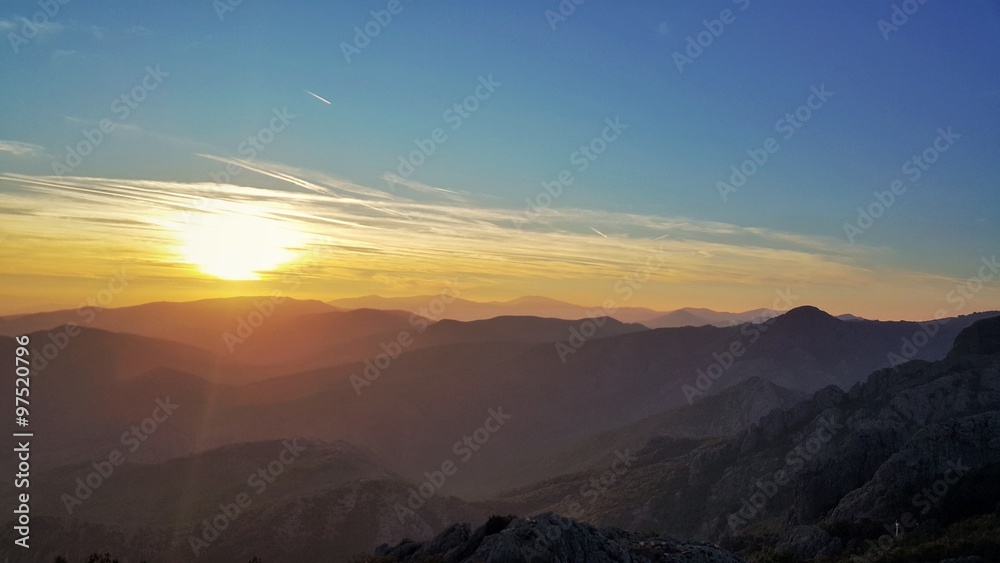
[504,316,1000,562]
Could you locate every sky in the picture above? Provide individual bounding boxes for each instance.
[0,0,998,319]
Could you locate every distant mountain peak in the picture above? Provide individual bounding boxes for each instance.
[837,313,868,322]
[771,305,841,329]
[499,295,575,307]
[779,305,837,320]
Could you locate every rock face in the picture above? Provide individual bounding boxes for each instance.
[502,316,1000,562]
[949,315,1000,358]
[375,513,746,562]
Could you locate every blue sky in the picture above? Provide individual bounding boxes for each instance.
[0,0,998,317]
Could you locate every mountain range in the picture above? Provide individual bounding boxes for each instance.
[1,298,997,562]
[326,294,784,327]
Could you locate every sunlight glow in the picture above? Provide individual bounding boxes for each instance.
[176,204,304,280]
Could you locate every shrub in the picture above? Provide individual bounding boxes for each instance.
[483,514,517,535]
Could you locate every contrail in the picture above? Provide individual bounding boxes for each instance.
[590,226,608,238]
[305,90,331,105]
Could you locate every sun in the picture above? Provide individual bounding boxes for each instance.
[176,205,305,280]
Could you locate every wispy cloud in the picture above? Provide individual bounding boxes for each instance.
[2,156,991,319]
[0,17,65,37]
[51,48,83,62]
[0,140,44,157]
[0,165,930,299]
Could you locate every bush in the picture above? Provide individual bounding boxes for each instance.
[483,514,517,535]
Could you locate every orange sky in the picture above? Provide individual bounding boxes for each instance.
[1,166,997,321]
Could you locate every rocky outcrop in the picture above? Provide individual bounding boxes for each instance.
[504,316,1000,562]
[949,315,1000,358]
[375,513,746,562]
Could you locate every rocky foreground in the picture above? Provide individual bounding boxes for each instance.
[371,512,746,562]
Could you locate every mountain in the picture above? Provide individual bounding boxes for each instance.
[3,306,998,562]
[0,297,355,370]
[1,440,486,563]
[0,299,646,375]
[503,316,1000,562]
[0,296,336,344]
[837,313,868,322]
[644,307,778,329]
[421,315,647,346]
[370,513,746,562]
[328,294,667,324]
[326,295,783,327]
[642,308,714,328]
[516,377,806,482]
[682,307,777,325]
[6,306,997,495]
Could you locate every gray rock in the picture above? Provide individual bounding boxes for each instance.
[776,525,840,560]
[375,513,746,562]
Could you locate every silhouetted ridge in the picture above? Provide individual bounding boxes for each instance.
[948,314,1000,358]
[771,305,840,329]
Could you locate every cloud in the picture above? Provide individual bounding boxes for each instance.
[0,168,927,302]
[0,17,65,37]
[0,18,103,42]
[51,48,83,62]
[5,159,990,321]
[0,141,44,157]
[657,22,670,37]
